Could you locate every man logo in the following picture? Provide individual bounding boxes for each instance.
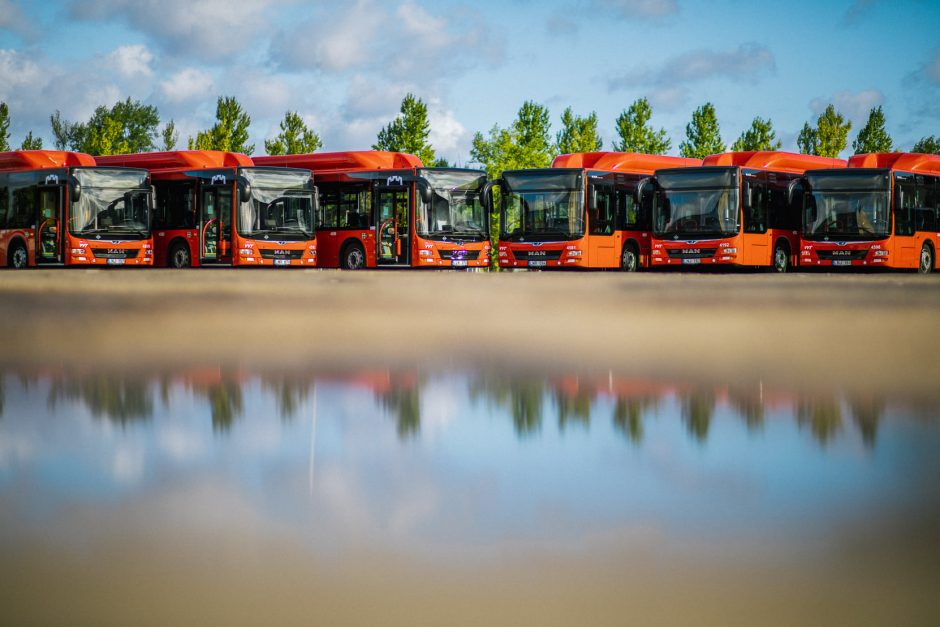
[386,176,404,186]
[211,175,227,185]
[45,174,59,185]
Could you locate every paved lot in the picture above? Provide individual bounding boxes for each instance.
[1,269,938,398]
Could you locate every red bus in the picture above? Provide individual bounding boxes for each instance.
[254,151,490,269]
[97,151,317,267]
[489,152,699,270]
[798,152,940,273]
[649,151,844,271]
[0,150,153,268]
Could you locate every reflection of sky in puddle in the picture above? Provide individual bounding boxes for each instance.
[2,367,938,567]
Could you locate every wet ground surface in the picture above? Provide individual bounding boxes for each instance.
[1,270,938,625]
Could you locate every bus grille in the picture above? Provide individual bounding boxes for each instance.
[666,248,718,259]
[259,249,304,259]
[438,249,481,260]
[514,250,563,261]
[91,248,140,259]
[816,249,869,261]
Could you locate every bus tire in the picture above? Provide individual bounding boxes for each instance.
[620,242,639,272]
[919,242,934,275]
[772,240,790,273]
[168,240,191,268]
[8,239,28,269]
[341,242,366,270]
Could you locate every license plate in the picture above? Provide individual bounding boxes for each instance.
[107,258,125,265]
[274,259,290,266]
[682,258,701,265]
[452,260,467,267]
[833,260,851,266]
[529,260,547,267]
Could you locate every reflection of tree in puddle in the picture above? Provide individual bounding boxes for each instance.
[262,378,312,421]
[681,390,715,443]
[849,396,884,448]
[556,390,592,432]
[727,384,764,432]
[469,374,545,437]
[796,398,842,446]
[613,397,656,444]
[377,379,422,440]
[186,379,244,434]
[48,375,153,425]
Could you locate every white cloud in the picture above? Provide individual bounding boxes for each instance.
[107,44,154,78]
[427,100,468,158]
[926,52,940,85]
[0,0,32,39]
[810,89,884,123]
[69,0,280,60]
[648,86,689,112]
[159,67,214,103]
[611,43,776,92]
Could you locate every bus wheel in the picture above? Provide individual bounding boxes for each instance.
[8,241,28,269]
[341,243,365,270]
[919,243,934,275]
[169,241,191,268]
[620,243,639,272]
[772,242,790,273]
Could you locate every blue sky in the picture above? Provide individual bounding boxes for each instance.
[0,0,938,164]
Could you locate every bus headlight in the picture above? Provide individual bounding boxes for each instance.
[419,249,433,257]
[874,250,889,256]
[71,248,84,255]
[724,248,737,254]
[567,250,582,257]
[239,248,253,256]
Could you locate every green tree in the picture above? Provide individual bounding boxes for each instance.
[265,110,323,155]
[912,135,940,154]
[161,119,178,151]
[679,102,725,159]
[20,131,42,150]
[556,107,602,154]
[373,93,436,165]
[614,97,671,154]
[797,122,818,155]
[470,100,553,178]
[798,106,852,157]
[48,98,160,155]
[853,106,892,154]
[189,96,254,154]
[731,116,782,151]
[0,102,10,151]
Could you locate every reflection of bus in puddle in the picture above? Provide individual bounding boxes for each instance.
[0,366,920,448]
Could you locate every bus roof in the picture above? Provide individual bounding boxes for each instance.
[848,152,940,174]
[552,151,700,173]
[0,150,96,171]
[95,150,253,172]
[703,151,845,173]
[253,151,423,172]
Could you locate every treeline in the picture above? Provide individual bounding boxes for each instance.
[1,95,938,176]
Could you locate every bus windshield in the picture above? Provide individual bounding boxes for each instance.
[802,172,891,240]
[237,168,315,241]
[652,169,739,238]
[417,169,487,240]
[70,168,151,240]
[500,171,584,241]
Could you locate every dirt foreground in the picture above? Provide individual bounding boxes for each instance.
[1,269,938,399]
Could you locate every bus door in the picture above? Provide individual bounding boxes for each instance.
[741,172,770,265]
[587,179,619,266]
[36,183,63,264]
[374,181,411,265]
[199,184,233,264]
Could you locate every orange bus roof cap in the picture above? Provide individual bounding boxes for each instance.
[848,152,940,174]
[253,151,423,171]
[94,150,253,170]
[552,151,700,173]
[703,151,845,173]
[0,150,96,170]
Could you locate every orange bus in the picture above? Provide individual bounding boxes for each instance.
[0,150,153,268]
[489,152,699,270]
[97,151,317,267]
[254,151,490,269]
[649,151,844,271]
[798,152,940,273]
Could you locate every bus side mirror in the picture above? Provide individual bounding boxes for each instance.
[590,186,598,209]
[480,179,501,214]
[742,182,752,209]
[416,179,432,205]
[634,177,650,203]
[787,178,803,206]
[71,181,82,203]
[897,188,903,208]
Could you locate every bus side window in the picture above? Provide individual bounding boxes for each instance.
[11,181,35,229]
[895,181,916,236]
[0,176,9,230]
[916,176,938,232]
[318,188,338,228]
